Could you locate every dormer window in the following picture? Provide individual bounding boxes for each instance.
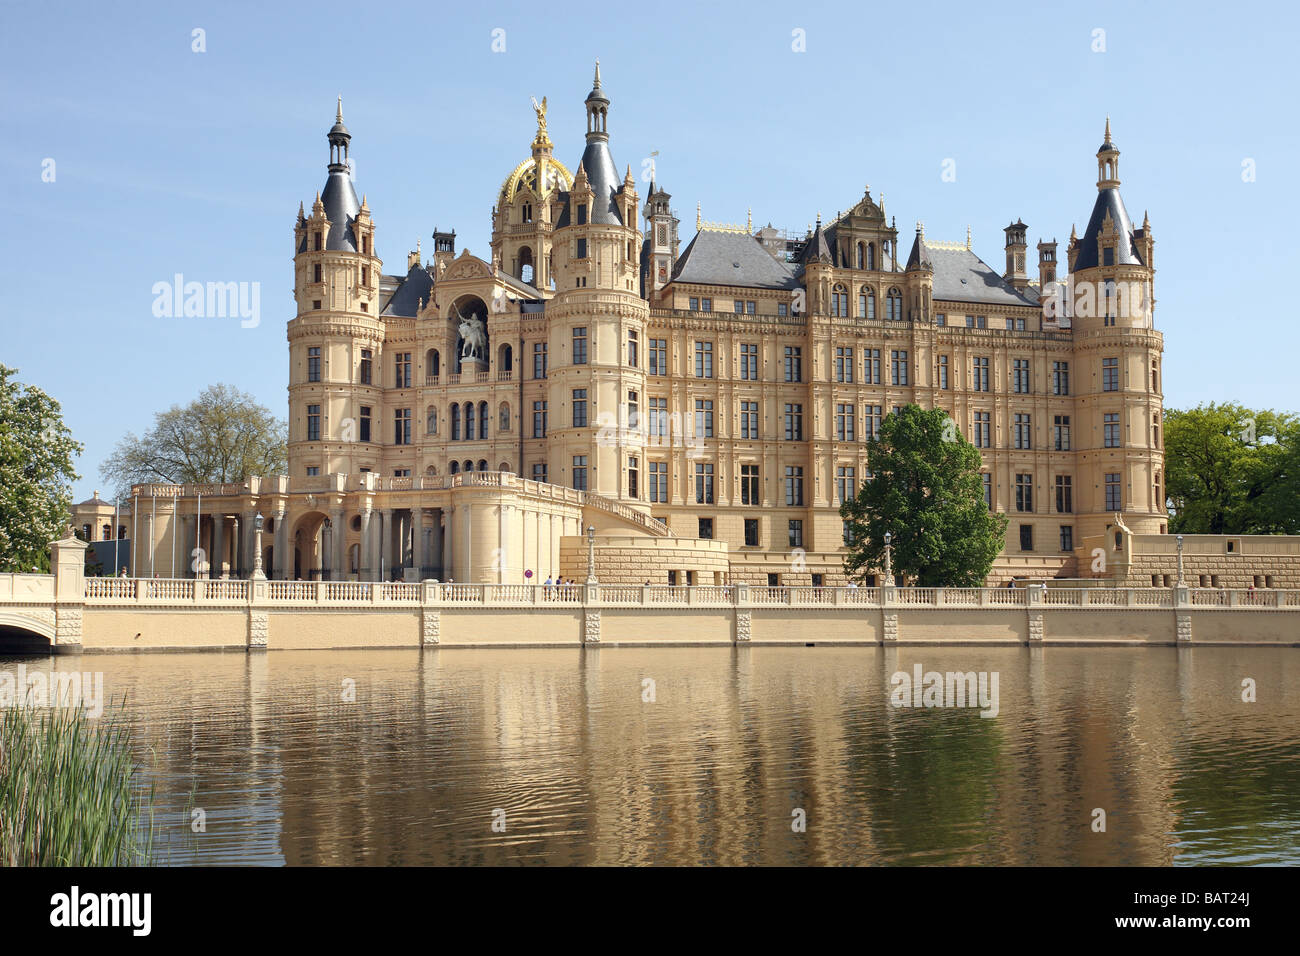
[522,203,533,223]
[313,232,322,251]
[1103,247,1114,266]
[577,204,588,225]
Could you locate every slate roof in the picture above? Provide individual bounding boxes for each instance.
[672,229,799,290]
[1073,188,1144,272]
[556,140,623,227]
[905,234,1039,308]
[318,170,360,252]
[380,264,434,317]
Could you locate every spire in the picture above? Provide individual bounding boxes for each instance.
[1096,117,1120,189]
[327,97,351,172]
[1102,115,1114,150]
[336,95,344,125]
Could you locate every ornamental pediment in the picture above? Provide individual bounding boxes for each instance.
[440,250,493,281]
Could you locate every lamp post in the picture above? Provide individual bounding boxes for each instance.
[1175,534,1184,587]
[252,512,266,581]
[586,525,597,584]
[883,531,893,585]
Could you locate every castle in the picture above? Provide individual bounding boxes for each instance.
[85,64,1172,586]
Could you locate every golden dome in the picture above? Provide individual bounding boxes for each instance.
[500,155,573,204]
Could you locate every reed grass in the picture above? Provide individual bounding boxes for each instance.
[0,702,155,866]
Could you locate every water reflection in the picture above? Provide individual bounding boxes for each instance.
[6,645,1297,865]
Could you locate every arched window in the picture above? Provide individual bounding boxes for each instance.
[477,459,488,473]
[464,402,476,440]
[102,523,111,540]
[426,405,437,436]
[867,243,876,270]
[463,460,474,473]
[519,246,534,284]
[831,284,848,318]
[450,460,460,474]
[426,464,437,476]
[451,404,461,440]
[862,288,876,319]
[498,461,510,473]
[887,288,903,321]
[426,348,440,380]
[855,243,865,270]
[499,402,511,432]
[479,402,489,439]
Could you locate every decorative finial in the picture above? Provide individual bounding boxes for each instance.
[417,238,421,254]
[816,211,822,224]
[1104,115,1111,143]
[747,207,752,232]
[966,225,972,250]
[594,58,601,88]
[697,201,701,230]
[336,95,343,123]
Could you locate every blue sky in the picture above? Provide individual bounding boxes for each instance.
[2,0,1297,501]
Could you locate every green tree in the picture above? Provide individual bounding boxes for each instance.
[1164,403,1300,534]
[0,365,82,573]
[100,384,287,497]
[840,405,1007,586]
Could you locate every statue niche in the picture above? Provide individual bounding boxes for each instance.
[451,295,489,373]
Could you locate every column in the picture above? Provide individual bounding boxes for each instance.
[431,508,444,577]
[273,509,288,581]
[499,505,509,584]
[359,508,373,581]
[380,508,394,582]
[231,517,241,578]
[331,507,346,581]
[416,508,428,578]
[321,521,333,581]
[211,515,224,580]
[442,506,454,582]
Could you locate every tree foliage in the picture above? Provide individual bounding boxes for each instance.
[0,365,82,573]
[840,405,1007,586]
[100,384,287,497]
[1165,403,1300,534]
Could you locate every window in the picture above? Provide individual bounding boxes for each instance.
[572,456,588,491]
[1013,358,1030,394]
[1052,361,1069,396]
[480,401,489,439]
[836,404,855,442]
[360,348,372,385]
[694,341,714,378]
[1105,473,1122,511]
[312,300,321,310]
[1104,412,1121,448]
[1014,413,1032,449]
[936,313,946,326]
[307,346,321,382]
[746,301,756,314]
[1103,357,1119,391]
[784,403,803,441]
[576,238,587,259]
[572,389,588,428]
[740,343,758,380]
[863,348,881,384]
[394,409,411,445]
[1015,474,1033,512]
[864,405,883,441]
[938,355,949,389]
[627,391,639,429]
[395,352,411,388]
[835,347,854,383]
[965,314,987,329]
[576,204,587,225]
[836,466,856,505]
[698,517,714,539]
[783,346,802,382]
[734,299,745,314]
[359,406,372,443]
[306,404,321,441]
[572,328,588,365]
[741,464,760,505]
[974,411,991,448]
[701,297,712,313]
[533,401,548,438]
[628,456,639,498]
[1055,475,1073,514]
[649,397,668,437]
[740,401,759,439]
[1152,413,1160,448]
[982,473,993,510]
[1053,415,1071,451]
[689,297,699,311]
[1059,526,1074,552]
[393,468,410,478]
[464,402,476,440]
[1103,246,1114,267]
[862,288,876,319]
[777,302,788,317]
[744,518,759,546]
[886,288,902,321]
[627,330,638,367]
[785,466,804,506]
[831,284,848,317]
[890,350,908,386]
[695,463,714,504]
[427,406,437,436]
[649,461,668,502]
[973,356,990,392]
[533,342,548,379]
[694,399,714,438]
[649,338,667,375]
[451,405,461,441]
[1019,524,1034,552]
[788,520,804,548]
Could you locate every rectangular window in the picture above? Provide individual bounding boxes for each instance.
[576,237,587,258]
[698,517,714,539]
[649,461,668,503]
[1104,412,1121,448]
[306,466,319,477]
[395,352,411,388]
[863,348,881,384]
[836,403,855,442]
[1014,412,1032,450]
[973,356,990,392]
[306,404,321,441]
[746,300,756,315]
[695,462,715,504]
[936,313,946,326]
[785,466,804,506]
[1019,524,1034,552]
[533,342,548,379]
[1105,473,1122,511]
[784,403,803,441]
[938,355,949,390]
[627,390,639,429]
[734,299,744,314]
[1052,361,1069,396]
[572,455,588,491]
[532,463,547,483]
[627,330,638,367]
[359,406,371,443]
[307,346,321,382]
[572,328,588,365]
[836,466,856,505]
[577,204,588,225]
[701,297,712,313]
[648,397,668,437]
[741,464,760,505]
[1013,358,1031,394]
[891,349,908,386]
[982,473,993,510]
[1103,357,1119,392]
[394,408,411,445]
[1055,475,1073,514]
[784,346,802,383]
[864,405,883,441]
[744,518,759,546]
[533,400,547,438]
[788,519,803,549]
[777,302,788,317]
[360,349,372,385]
[835,346,854,383]
[1053,415,1071,451]
[1059,525,1074,552]
[628,456,639,498]
[571,389,588,428]
[1015,474,1033,513]
[740,342,758,380]
[649,338,667,375]
[694,341,714,378]
[740,401,759,440]
[689,297,699,311]
[694,399,714,438]
[974,411,991,448]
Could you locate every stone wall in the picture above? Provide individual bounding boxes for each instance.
[557,534,730,585]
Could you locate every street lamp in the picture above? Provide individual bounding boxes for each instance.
[883,531,893,584]
[586,525,597,584]
[1175,534,1184,586]
[252,512,266,580]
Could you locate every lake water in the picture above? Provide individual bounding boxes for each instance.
[6,645,1299,865]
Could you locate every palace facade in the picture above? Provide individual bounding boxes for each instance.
[94,64,1173,586]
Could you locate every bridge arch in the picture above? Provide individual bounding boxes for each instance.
[0,612,55,654]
